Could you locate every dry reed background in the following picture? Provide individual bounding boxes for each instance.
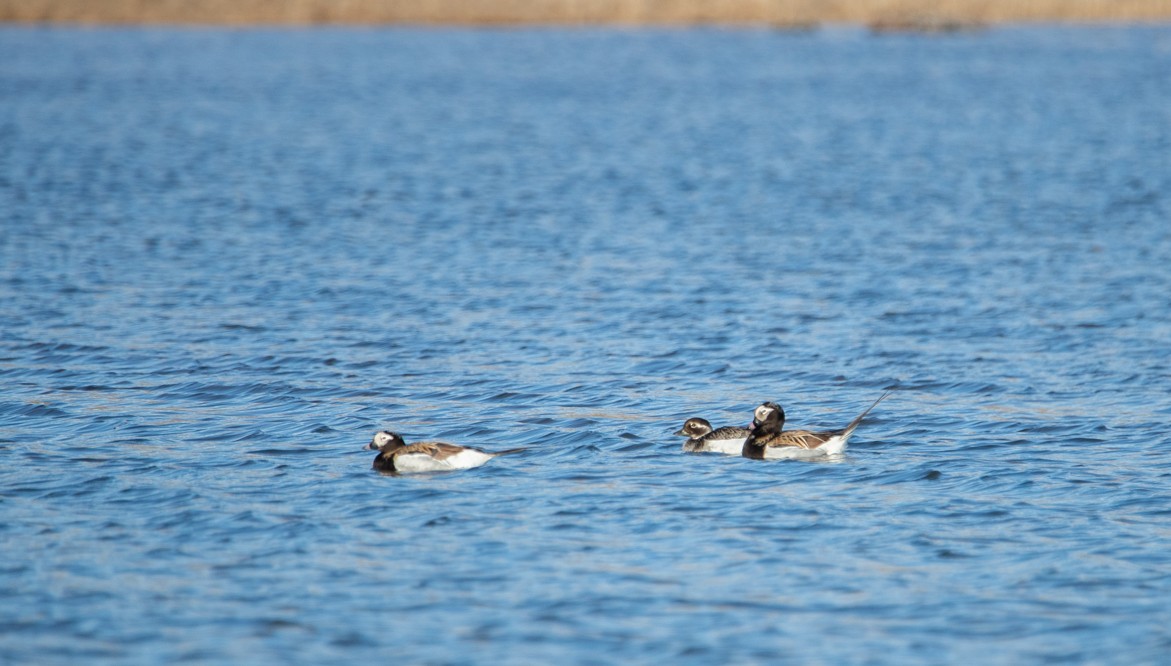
[3,0,1170,26]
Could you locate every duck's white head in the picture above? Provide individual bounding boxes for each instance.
[367,430,407,451]
[752,402,785,433]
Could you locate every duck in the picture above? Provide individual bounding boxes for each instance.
[366,431,525,474]
[742,392,890,460]
[674,418,751,454]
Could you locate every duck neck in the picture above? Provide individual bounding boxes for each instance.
[373,451,398,472]
[741,425,766,459]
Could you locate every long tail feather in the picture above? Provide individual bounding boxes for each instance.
[491,448,527,457]
[839,391,891,439]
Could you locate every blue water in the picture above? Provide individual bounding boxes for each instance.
[2,25,1171,664]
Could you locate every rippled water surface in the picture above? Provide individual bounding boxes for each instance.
[3,25,1171,664]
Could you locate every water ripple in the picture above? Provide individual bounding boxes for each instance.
[2,24,1171,666]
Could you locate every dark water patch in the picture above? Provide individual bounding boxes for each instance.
[0,402,72,419]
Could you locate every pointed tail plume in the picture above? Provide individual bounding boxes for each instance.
[839,391,891,439]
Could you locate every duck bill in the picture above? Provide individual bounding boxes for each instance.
[672,428,688,437]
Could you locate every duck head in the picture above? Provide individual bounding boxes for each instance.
[750,402,785,435]
[673,418,714,439]
[367,430,407,452]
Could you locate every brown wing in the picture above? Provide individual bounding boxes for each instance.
[760,429,834,450]
[396,441,466,460]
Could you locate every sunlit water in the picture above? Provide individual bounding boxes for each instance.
[2,25,1171,664]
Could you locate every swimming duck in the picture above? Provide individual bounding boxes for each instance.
[366,431,525,474]
[674,418,751,454]
[742,392,890,460]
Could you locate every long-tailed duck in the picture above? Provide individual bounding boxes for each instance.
[366,431,525,474]
[674,418,751,454]
[742,392,890,460]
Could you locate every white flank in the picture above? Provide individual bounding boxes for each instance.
[392,449,495,474]
[695,438,747,455]
[446,449,495,469]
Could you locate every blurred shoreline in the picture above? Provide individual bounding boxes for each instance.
[3,0,1170,28]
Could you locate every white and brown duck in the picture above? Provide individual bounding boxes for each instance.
[366,431,525,474]
[674,418,751,454]
[741,392,890,460]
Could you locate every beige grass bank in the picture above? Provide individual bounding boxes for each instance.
[3,0,1170,26]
